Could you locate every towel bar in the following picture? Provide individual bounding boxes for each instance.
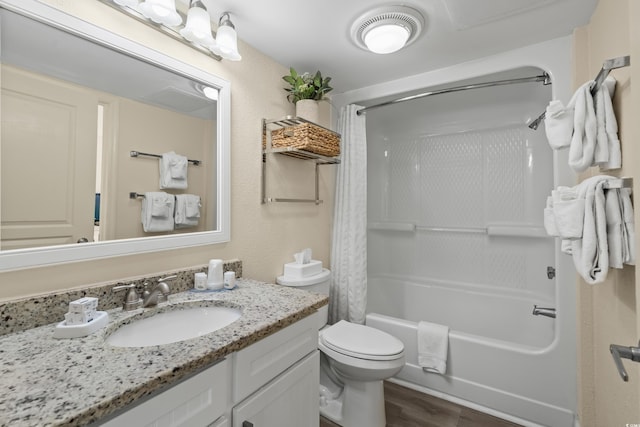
[129,192,145,199]
[130,150,201,166]
[528,55,631,130]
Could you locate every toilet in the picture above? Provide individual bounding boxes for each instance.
[277,269,405,427]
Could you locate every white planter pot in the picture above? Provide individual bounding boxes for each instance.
[295,99,320,123]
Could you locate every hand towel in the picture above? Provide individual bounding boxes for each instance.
[568,81,597,173]
[141,192,175,232]
[417,321,449,374]
[595,76,621,170]
[174,194,201,228]
[544,100,574,149]
[543,196,559,236]
[159,151,188,189]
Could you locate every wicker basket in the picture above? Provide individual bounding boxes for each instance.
[265,122,340,157]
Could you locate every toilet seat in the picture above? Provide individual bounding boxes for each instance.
[321,320,404,361]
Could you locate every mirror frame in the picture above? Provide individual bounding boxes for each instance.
[0,0,231,271]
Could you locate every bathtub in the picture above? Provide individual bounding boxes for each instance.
[366,277,575,427]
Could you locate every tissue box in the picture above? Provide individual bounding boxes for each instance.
[69,297,98,314]
[284,260,323,278]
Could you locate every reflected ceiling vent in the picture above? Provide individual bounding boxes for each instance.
[350,5,425,54]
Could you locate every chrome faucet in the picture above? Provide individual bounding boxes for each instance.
[532,305,556,318]
[142,275,176,307]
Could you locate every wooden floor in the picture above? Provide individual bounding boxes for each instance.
[320,381,523,427]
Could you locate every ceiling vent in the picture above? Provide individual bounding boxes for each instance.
[350,6,425,54]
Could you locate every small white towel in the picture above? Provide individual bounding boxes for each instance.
[417,321,449,374]
[551,187,585,239]
[175,194,201,228]
[159,151,188,189]
[141,192,175,232]
[544,100,574,149]
[568,81,597,173]
[620,188,636,265]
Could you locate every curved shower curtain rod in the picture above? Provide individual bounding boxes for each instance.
[355,73,551,116]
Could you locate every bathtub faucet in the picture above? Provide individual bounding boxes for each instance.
[532,305,556,318]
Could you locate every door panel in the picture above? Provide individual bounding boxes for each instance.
[1,65,98,249]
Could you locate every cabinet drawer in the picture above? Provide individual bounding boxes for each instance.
[233,351,320,427]
[233,311,318,403]
[100,358,230,427]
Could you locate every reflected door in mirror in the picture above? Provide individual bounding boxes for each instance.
[1,65,98,250]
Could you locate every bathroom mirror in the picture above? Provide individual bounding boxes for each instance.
[0,0,231,270]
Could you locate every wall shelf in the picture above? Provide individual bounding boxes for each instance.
[261,117,340,205]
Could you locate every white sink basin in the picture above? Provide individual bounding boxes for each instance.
[106,305,241,347]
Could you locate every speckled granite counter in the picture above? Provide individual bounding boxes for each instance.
[0,279,327,427]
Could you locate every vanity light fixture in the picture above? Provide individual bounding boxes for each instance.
[101,0,242,62]
[214,13,242,61]
[138,0,182,27]
[180,0,216,48]
[351,5,425,54]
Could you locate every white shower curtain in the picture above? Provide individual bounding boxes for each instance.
[330,104,367,324]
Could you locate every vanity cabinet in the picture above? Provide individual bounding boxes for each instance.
[261,117,340,205]
[100,358,230,427]
[232,311,319,427]
[97,312,319,427]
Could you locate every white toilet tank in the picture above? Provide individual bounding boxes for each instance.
[276,269,331,329]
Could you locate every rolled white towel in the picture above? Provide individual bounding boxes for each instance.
[544,100,574,149]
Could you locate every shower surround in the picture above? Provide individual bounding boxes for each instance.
[360,59,577,426]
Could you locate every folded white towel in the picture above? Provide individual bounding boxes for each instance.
[417,321,449,374]
[605,189,624,269]
[568,81,597,172]
[159,151,188,189]
[551,187,584,239]
[620,188,636,265]
[543,196,559,236]
[569,175,617,284]
[544,100,574,149]
[595,77,621,170]
[141,192,175,232]
[175,194,201,228]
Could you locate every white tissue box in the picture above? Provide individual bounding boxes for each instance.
[284,260,323,278]
[69,297,98,314]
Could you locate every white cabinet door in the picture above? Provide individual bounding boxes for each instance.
[233,351,319,427]
[100,359,229,427]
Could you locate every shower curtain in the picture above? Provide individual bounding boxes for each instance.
[330,104,367,324]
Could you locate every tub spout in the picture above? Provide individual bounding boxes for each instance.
[532,305,556,318]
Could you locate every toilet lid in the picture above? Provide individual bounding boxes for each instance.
[321,320,404,361]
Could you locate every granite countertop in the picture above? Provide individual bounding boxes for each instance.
[0,279,327,427]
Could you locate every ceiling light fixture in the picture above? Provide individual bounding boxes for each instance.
[101,0,242,61]
[351,5,425,54]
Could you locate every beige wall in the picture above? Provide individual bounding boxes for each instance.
[0,1,335,300]
[573,0,640,425]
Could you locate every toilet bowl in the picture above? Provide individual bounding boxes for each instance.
[276,269,405,427]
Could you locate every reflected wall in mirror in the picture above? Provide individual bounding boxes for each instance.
[0,0,230,271]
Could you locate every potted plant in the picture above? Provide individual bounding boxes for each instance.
[282,68,333,124]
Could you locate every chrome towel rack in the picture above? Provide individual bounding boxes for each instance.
[130,150,201,166]
[528,55,631,130]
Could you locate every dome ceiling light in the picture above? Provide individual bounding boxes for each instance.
[351,5,425,54]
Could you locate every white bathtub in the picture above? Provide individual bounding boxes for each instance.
[366,277,575,427]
